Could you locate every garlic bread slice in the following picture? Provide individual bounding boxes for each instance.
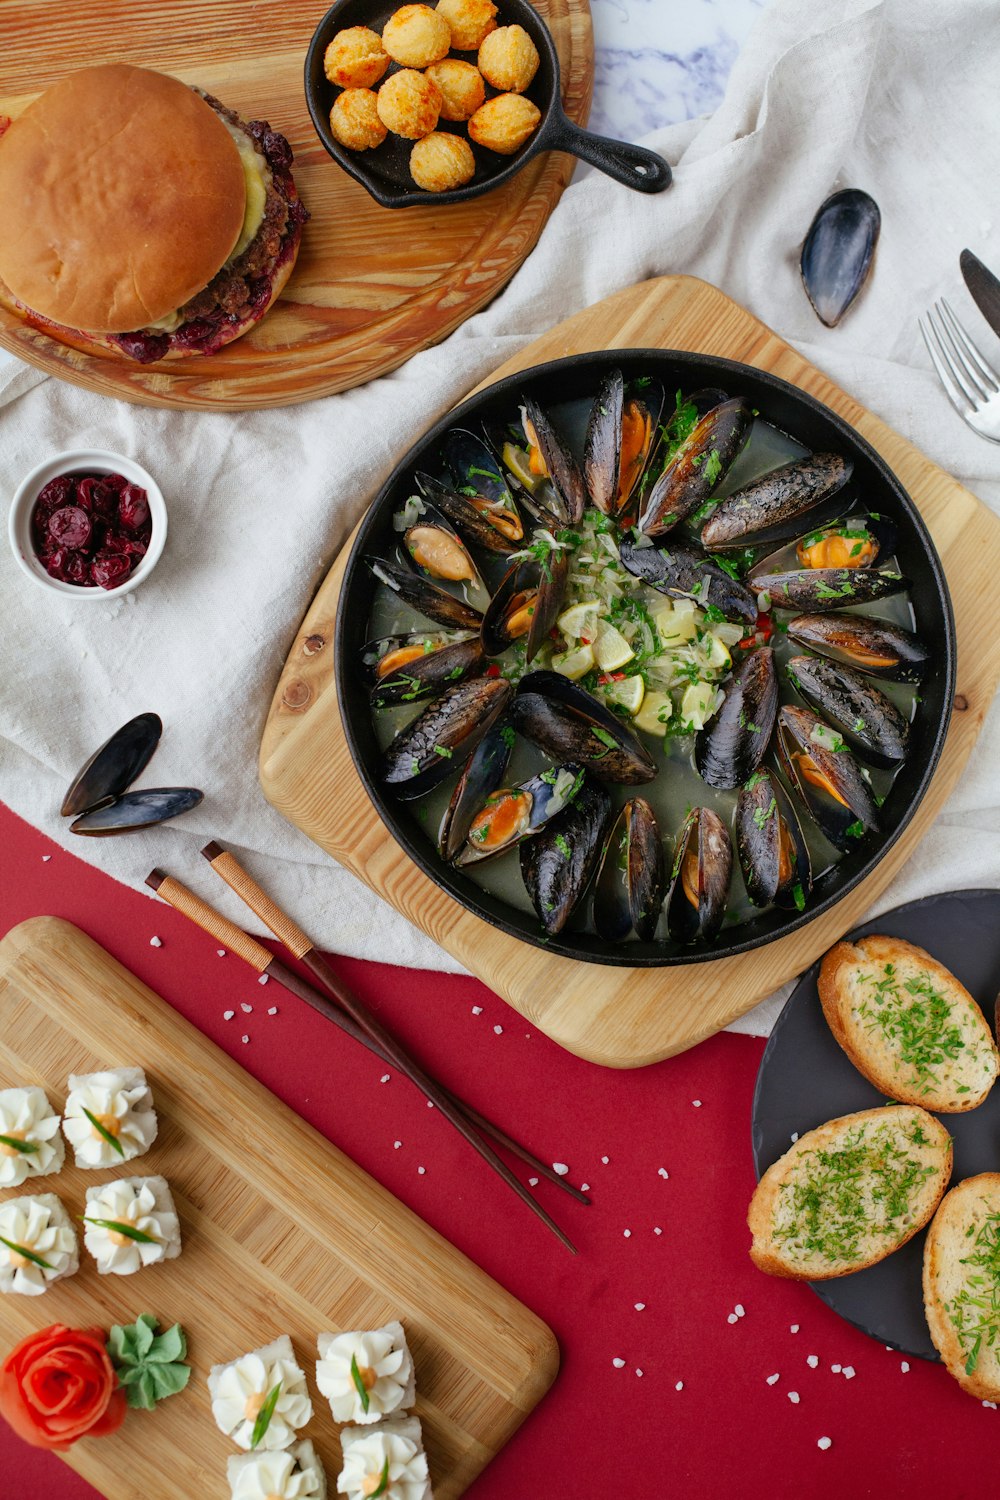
[924,1173,1000,1401]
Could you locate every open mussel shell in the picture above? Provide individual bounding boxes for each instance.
[786,612,928,682]
[695,647,778,790]
[371,636,485,709]
[361,631,456,683]
[748,561,908,611]
[513,670,657,785]
[776,704,880,850]
[638,397,752,538]
[438,717,513,862]
[480,551,568,663]
[381,677,512,800]
[367,555,484,632]
[440,431,526,548]
[665,807,732,945]
[415,471,519,555]
[735,769,811,910]
[583,369,664,524]
[454,763,584,867]
[521,778,612,935]
[801,188,881,328]
[520,397,587,525]
[787,654,909,767]
[593,796,666,943]
[619,535,758,625]
[69,787,203,837]
[61,712,162,818]
[397,500,488,603]
[700,453,852,550]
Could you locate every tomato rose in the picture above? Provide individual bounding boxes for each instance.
[0,1324,126,1450]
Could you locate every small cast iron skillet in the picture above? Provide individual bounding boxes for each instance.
[304,0,672,208]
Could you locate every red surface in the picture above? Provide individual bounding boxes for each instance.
[0,801,992,1500]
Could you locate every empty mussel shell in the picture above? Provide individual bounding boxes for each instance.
[438,717,514,861]
[801,188,881,328]
[665,806,733,944]
[455,764,584,866]
[513,670,657,784]
[638,397,752,537]
[787,654,909,767]
[785,613,928,681]
[61,711,162,818]
[381,677,512,800]
[415,471,520,555]
[695,647,778,790]
[69,786,203,836]
[521,777,612,935]
[371,636,486,709]
[583,369,664,524]
[700,453,852,550]
[735,769,811,910]
[592,796,666,943]
[520,398,587,525]
[367,556,484,632]
[776,704,880,850]
[619,536,758,625]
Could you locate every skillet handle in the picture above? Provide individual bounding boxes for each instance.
[546,114,671,193]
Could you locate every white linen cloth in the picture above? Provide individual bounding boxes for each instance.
[1,0,998,1038]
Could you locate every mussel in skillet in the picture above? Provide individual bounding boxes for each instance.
[381,676,513,799]
[583,369,664,525]
[512,671,657,785]
[367,555,484,631]
[664,806,733,945]
[638,397,752,537]
[517,398,587,525]
[521,778,612,935]
[454,764,584,867]
[618,536,758,626]
[785,613,929,682]
[592,797,666,943]
[368,634,486,708]
[786,655,909,767]
[397,498,489,604]
[695,647,778,790]
[734,769,812,911]
[700,453,852,549]
[775,704,880,850]
[438,718,514,862]
[440,430,525,549]
[481,549,569,663]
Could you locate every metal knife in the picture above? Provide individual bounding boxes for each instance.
[960,248,1000,339]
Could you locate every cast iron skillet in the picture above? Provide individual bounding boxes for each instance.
[752,888,1000,1360]
[304,0,672,207]
[335,349,956,967]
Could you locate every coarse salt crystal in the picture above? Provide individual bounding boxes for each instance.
[735,1304,745,1318]
[831,1364,841,1374]
[427,1101,434,1109]
[983,1401,997,1409]
[417,1166,426,1175]
[528,1177,539,1187]
[634,1303,645,1312]
[258,974,269,985]
[675,1381,683,1392]
[217,949,226,957]
[581,1183,590,1192]
[788,1391,800,1404]
[653,1227,662,1235]
[223,1010,235,1020]
[241,1003,253,1013]
[635,1369,643,1378]
[790,1325,800,1334]
[623,1229,631,1238]
[658,1168,669,1179]
[692,1100,702,1108]
[900,1361,910,1373]
[493,1025,503,1035]
[394,1141,402,1149]
[817,1437,832,1451]
[149,936,162,948]
[790,1132,799,1142]
[766,1374,779,1386]
[842,1366,855,1380]
[727,1314,738,1325]
[601,1155,610,1164]
[380,1074,390,1084]
[267,1006,277,1015]
[807,1356,819,1369]
[241,1035,250,1045]
[41,855,51,862]
[472,1005,482,1015]
[612,1358,625,1369]
[553,1162,569,1176]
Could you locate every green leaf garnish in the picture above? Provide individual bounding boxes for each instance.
[370,1455,391,1498]
[0,1234,54,1270]
[82,1216,160,1245]
[0,1134,39,1155]
[350,1353,371,1415]
[966,1334,982,1375]
[81,1106,125,1157]
[251,1380,282,1448]
[107,1314,191,1411]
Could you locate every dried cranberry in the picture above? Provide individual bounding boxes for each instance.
[262,130,292,171]
[90,553,132,590]
[101,473,129,495]
[171,318,217,351]
[111,331,170,364]
[35,475,76,512]
[48,505,92,549]
[42,547,69,579]
[246,277,272,316]
[62,554,92,585]
[118,483,150,530]
[245,119,270,144]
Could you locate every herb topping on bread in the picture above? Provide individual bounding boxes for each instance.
[924,1174,1000,1400]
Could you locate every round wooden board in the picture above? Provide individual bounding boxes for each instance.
[0,0,593,410]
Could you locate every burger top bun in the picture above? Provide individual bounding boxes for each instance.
[0,64,247,334]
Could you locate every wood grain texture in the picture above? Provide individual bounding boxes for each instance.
[259,274,1000,1068]
[0,0,593,410]
[0,917,558,1499]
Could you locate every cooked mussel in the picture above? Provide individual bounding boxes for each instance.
[695,647,778,790]
[371,636,486,708]
[69,787,203,836]
[592,797,665,942]
[519,398,587,524]
[664,807,732,944]
[748,560,907,611]
[785,612,928,682]
[61,712,162,817]
[513,671,657,784]
[735,769,811,910]
[521,778,612,935]
[700,453,852,549]
[481,550,569,662]
[362,631,456,682]
[415,471,520,555]
[381,677,512,800]
[619,536,758,625]
[438,717,514,861]
[801,188,881,328]
[396,499,488,603]
[368,556,484,632]
[638,397,752,537]
[583,369,663,524]
[776,704,880,849]
[443,428,525,545]
[454,764,584,866]
[787,655,909,767]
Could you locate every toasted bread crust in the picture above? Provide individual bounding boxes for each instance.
[818,935,998,1112]
[924,1173,1000,1401]
[749,1105,952,1280]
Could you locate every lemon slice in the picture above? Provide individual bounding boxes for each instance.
[654,605,698,646]
[593,620,634,671]
[551,643,596,681]
[502,442,542,493]
[680,681,720,732]
[603,674,645,716]
[556,599,602,641]
[634,690,673,735]
[703,632,732,672]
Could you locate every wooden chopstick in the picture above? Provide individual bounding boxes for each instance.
[145,868,578,1253]
[199,840,589,1206]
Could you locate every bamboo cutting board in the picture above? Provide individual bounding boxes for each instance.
[0,917,558,1499]
[0,0,592,409]
[259,274,1000,1068]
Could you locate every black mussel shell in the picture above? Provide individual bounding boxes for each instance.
[361,631,456,683]
[443,428,513,509]
[455,764,584,866]
[785,613,928,682]
[584,370,663,524]
[801,188,881,328]
[367,556,484,632]
[381,677,512,800]
[415,471,520,554]
[787,654,909,767]
[618,536,758,625]
[438,717,514,861]
[522,778,612,935]
[776,704,880,850]
[695,647,778,790]
[638,397,752,537]
[593,797,665,943]
[686,387,730,419]
[371,636,485,709]
[735,769,811,910]
[521,398,587,525]
[665,807,732,944]
[700,453,852,549]
[748,563,908,611]
[69,786,202,836]
[513,671,657,785]
[61,712,162,817]
[480,551,568,663]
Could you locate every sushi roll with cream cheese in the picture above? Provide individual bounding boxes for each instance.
[0,1193,79,1295]
[83,1175,181,1275]
[316,1321,415,1424]
[209,1335,312,1451]
[0,1086,64,1187]
[62,1067,157,1168]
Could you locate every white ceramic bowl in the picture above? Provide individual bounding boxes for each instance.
[8,448,167,599]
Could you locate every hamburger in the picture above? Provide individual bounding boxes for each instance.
[0,64,308,362]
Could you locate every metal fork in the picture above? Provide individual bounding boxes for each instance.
[919,298,1000,443]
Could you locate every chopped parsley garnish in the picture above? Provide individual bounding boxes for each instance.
[947,1209,1000,1375]
[856,962,967,1094]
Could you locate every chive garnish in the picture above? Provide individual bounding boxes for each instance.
[0,1234,54,1270]
[81,1107,125,1157]
[0,1134,39,1155]
[250,1380,282,1449]
[370,1455,391,1497]
[82,1217,159,1245]
[350,1353,371,1415]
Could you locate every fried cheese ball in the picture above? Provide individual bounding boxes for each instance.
[424,58,485,121]
[329,88,388,151]
[477,24,540,93]
[468,92,541,154]
[410,131,476,192]
[436,0,498,50]
[382,4,451,67]
[324,26,389,89]
[376,68,443,138]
